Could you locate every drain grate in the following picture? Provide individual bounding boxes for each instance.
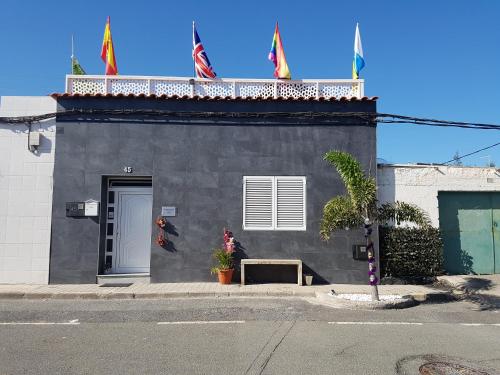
[419,362,491,375]
[99,283,133,288]
[396,355,498,375]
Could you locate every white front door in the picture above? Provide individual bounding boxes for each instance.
[114,188,153,273]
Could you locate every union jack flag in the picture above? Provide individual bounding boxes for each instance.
[192,23,216,79]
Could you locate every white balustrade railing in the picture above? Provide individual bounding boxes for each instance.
[65,75,364,99]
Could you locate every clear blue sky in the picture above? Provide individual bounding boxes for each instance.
[1,0,499,165]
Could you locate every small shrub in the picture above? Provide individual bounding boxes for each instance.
[379,226,443,278]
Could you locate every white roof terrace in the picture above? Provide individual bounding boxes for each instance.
[65,75,365,100]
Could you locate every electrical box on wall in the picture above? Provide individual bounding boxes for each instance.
[28,130,40,152]
[352,244,368,260]
[66,202,85,217]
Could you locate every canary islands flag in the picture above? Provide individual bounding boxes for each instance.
[101,16,118,75]
[70,36,85,75]
[268,23,291,79]
[72,57,86,75]
[352,23,365,80]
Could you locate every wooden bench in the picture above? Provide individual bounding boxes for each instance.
[240,259,303,286]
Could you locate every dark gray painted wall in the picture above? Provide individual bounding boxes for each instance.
[50,97,377,284]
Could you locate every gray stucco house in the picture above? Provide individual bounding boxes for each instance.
[44,76,377,284]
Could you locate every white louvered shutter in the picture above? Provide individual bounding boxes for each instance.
[243,177,274,230]
[276,177,306,230]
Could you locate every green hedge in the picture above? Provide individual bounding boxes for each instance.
[379,226,444,278]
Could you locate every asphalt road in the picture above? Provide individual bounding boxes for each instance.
[0,297,499,375]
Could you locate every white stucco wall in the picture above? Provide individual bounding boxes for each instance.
[377,164,500,227]
[0,96,56,284]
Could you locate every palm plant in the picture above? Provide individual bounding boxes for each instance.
[321,151,430,301]
[377,201,430,227]
[210,249,234,274]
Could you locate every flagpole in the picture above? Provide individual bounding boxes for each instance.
[71,34,74,74]
[192,21,196,79]
[355,23,358,79]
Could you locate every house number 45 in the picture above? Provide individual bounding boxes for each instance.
[123,166,133,173]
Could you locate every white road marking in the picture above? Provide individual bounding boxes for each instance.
[157,320,245,325]
[328,322,500,327]
[0,321,80,325]
[328,321,423,325]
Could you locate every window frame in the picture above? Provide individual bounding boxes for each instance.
[243,176,307,231]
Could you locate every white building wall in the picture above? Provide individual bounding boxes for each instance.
[0,96,56,284]
[377,164,500,227]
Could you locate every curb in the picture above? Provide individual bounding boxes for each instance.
[0,292,25,299]
[0,291,315,300]
[0,289,446,301]
[410,292,455,303]
[314,292,418,310]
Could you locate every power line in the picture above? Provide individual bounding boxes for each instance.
[1,110,500,131]
[2,109,499,164]
[442,141,500,165]
[0,112,58,124]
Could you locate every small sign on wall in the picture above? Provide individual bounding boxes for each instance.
[161,206,177,217]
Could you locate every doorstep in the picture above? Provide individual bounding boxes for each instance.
[97,273,151,285]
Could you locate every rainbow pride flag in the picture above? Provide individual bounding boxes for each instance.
[268,23,291,79]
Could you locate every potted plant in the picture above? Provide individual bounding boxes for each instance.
[304,274,313,286]
[155,216,167,228]
[210,228,236,284]
[211,249,234,284]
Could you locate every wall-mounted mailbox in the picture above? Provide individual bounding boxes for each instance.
[84,200,99,216]
[66,202,85,217]
[352,244,368,260]
[66,201,100,217]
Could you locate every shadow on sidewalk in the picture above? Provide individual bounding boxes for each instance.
[459,277,493,293]
[430,277,499,311]
[457,277,498,311]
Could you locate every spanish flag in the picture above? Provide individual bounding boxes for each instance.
[268,22,291,80]
[101,16,118,75]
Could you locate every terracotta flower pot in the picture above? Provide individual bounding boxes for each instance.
[217,269,234,284]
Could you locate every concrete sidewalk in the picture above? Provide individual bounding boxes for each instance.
[0,282,446,301]
[437,274,500,296]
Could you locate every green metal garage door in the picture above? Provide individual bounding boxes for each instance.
[438,192,500,274]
